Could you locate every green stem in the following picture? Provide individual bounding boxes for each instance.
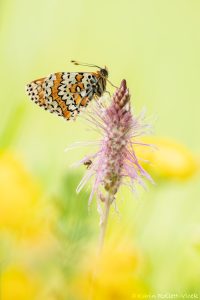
[89,193,113,300]
[98,193,112,253]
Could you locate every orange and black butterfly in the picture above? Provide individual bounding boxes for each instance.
[25,60,113,121]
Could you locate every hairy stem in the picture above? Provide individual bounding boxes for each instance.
[98,193,112,253]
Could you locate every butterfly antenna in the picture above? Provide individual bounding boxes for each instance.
[71,60,101,69]
[106,78,118,89]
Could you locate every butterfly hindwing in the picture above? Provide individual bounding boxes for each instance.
[26,72,99,120]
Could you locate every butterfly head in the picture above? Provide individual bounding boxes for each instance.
[99,67,108,78]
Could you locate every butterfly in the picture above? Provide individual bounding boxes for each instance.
[25,60,114,121]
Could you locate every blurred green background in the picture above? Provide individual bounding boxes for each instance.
[0,0,200,299]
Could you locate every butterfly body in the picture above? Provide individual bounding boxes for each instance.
[26,67,108,120]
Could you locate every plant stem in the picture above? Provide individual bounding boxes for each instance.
[89,194,112,299]
[98,193,112,253]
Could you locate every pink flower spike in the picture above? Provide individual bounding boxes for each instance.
[77,79,153,210]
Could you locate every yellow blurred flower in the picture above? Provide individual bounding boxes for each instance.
[2,265,39,300]
[71,240,146,300]
[135,136,198,180]
[0,152,60,299]
[0,151,42,237]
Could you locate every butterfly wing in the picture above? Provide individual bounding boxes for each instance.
[26,72,99,120]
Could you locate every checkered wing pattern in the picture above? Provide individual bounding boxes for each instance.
[26,72,101,120]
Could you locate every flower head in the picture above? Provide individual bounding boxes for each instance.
[77,80,153,208]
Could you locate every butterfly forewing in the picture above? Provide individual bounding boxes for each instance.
[26,72,101,120]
